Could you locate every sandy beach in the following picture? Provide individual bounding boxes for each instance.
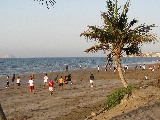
[0,63,160,120]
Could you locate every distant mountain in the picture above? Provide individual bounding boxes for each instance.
[2,54,15,58]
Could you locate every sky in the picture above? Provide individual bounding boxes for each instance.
[0,0,160,58]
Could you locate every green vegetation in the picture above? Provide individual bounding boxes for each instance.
[105,86,138,110]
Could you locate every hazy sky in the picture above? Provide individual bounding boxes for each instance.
[0,0,159,58]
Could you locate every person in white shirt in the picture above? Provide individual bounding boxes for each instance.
[97,66,100,72]
[16,77,21,89]
[28,76,34,93]
[142,64,145,70]
[43,74,48,88]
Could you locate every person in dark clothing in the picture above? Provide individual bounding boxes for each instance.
[90,74,94,87]
[6,75,9,89]
[11,74,15,88]
[67,74,72,84]
[66,65,68,71]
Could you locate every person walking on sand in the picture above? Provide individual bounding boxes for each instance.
[28,76,34,93]
[59,76,64,89]
[16,76,21,89]
[90,74,94,87]
[11,74,15,88]
[6,75,9,89]
[48,79,54,95]
[43,73,48,88]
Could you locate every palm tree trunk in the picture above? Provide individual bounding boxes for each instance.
[115,54,128,88]
[0,104,7,120]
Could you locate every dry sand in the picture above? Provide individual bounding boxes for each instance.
[0,64,160,120]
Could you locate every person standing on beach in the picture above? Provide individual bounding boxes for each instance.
[135,65,138,70]
[139,64,142,69]
[59,76,64,89]
[48,79,54,95]
[28,76,34,93]
[80,64,82,69]
[90,74,94,87]
[152,65,155,73]
[43,74,48,88]
[142,64,145,70]
[16,77,21,89]
[67,74,72,84]
[6,75,9,89]
[64,76,68,84]
[66,65,68,71]
[97,66,100,72]
[11,74,15,88]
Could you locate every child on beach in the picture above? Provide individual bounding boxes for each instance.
[135,65,138,70]
[97,66,100,72]
[11,74,15,88]
[64,76,68,84]
[43,74,48,88]
[66,65,68,71]
[67,74,72,84]
[6,75,9,89]
[151,65,155,73]
[59,76,64,89]
[90,74,94,87]
[16,77,21,89]
[48,79,54,95]
[142,64,146,70]
[144,75,148,80]
[123,66,127,73]
[28,76,34,93]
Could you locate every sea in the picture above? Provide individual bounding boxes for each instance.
[0,57,160,77]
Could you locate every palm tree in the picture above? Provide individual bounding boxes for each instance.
[80,0,158,88]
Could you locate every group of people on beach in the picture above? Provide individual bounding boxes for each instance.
[5,72,75,95]
[5,62,160,95]
[42,73,74,95]
[5,74,21,89]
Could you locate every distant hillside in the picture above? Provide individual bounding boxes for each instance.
[1,54,15,58]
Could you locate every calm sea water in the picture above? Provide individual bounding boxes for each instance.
[0,57,159,77]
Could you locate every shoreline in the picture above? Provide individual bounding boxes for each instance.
[0,57,160,77]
